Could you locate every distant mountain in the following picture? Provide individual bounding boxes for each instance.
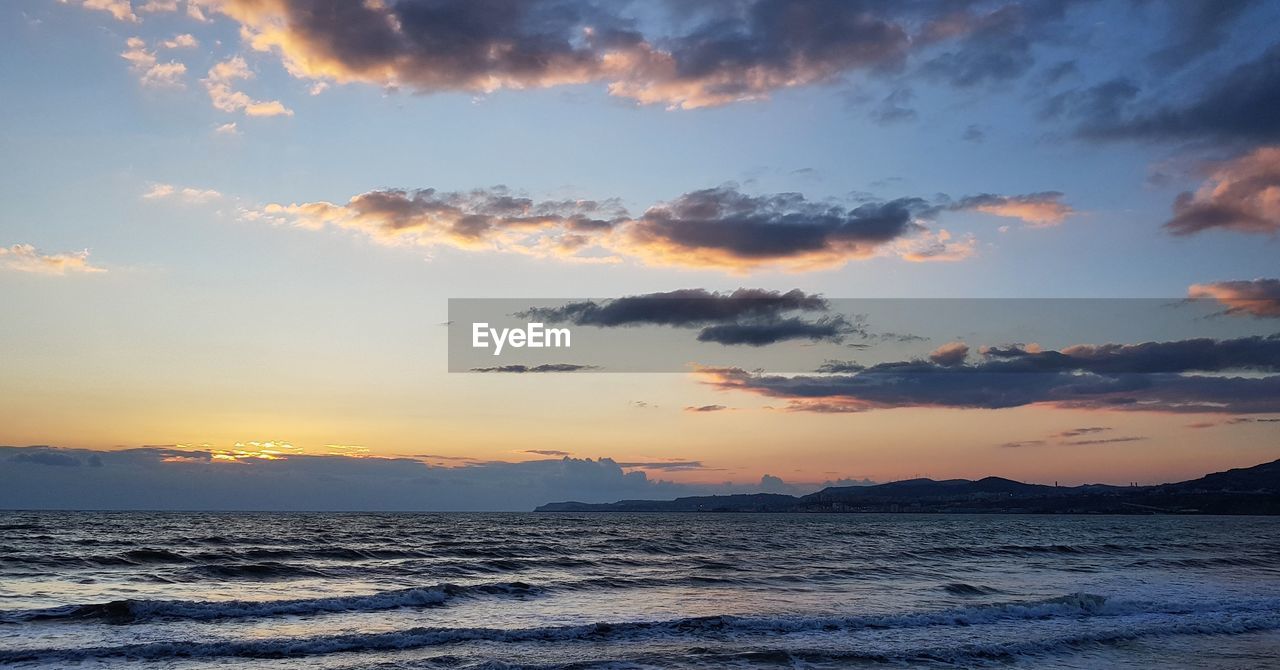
[536,493,795,513]
[535,459,1280,515]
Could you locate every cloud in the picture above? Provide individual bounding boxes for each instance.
[696,316,858,346]
[214,122,240,135]
[952,192,1074,227]
[919,3,1047,88]
[894,228,978,262]
[0,447,756,511]
[697,334,1280,414]
[1164,147,1280,235]
[469,364,597,373]
[684,404,727,413]
[619,188,932,270]
[121,37,187,88]
[522,449,572,456]
[165,0,1203,112]
[869,87,916,125]
[252,186,624,260]
[1189,278,1280,318]
[175,0,1100,110]
[1062,436,1146,446]
[67,0,137,23]
[1076,45,1280,146]
[142,182,222,203]
[248,182,1070,271]
[204,56,293,117]
[999,440,1048,449]
[0,244,106,275]
[522,288,869,347]
[1054,426,1110,438]
[614,461,706,471]
[1145,0,1260,71]
[523,288,828,327]
[138,0,178,12]
[1003,427,1150,448]
[161,33,199,49]
[928,341,971,366]
[193,0,919,110]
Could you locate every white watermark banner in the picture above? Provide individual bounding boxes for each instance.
[447,295,1278,373]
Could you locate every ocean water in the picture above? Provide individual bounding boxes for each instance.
[1,512,1279,669]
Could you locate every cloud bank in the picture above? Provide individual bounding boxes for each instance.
[247,184,1063,271]
[0,446,812,511]
[697,334,1280,414]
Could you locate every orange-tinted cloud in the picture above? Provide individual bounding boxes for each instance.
[187,0,1068,110]
[204,56,293,117]
[1188,278,1280,318]
[245,184,1080,271]
[1167,147,1280,235]
[0,244,106,275]
[121,37,187,88]
[953,192,1075,227]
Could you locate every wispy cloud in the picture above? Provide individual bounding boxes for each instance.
[142,182,222,203]
[121,37,186,88]
[204,56,293,117]
[0,244,106,275]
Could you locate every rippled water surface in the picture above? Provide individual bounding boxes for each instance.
[2,512,1279,668]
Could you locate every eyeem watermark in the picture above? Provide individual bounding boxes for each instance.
[472,322,571,355]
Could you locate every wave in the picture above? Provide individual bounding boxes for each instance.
[0,581,537,624]
[941,582,1002,596]
[5,593,1279,664]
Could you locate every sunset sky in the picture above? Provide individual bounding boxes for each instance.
[2,0,1278,509]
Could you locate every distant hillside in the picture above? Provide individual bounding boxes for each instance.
[535,459,1280,515]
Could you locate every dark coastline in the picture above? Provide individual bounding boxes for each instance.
[536,459,1280,515]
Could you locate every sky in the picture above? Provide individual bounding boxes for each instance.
[1,0,1278,510]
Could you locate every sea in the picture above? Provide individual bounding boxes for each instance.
[1,511,1279,669]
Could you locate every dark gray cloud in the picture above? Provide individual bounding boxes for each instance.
[696,315,860,346]
[921,3,1042,88]
[1055,426,1110,438]
[870,87,917,124]
[700,334,1280,414]
[522,288,866,347]
[1062,436,1147,446]
[1074,45,1280,145]
[977,335,1280,374]
[7,448,86,467]
[622,187,933,269]
[998,429,1146,447]
[1143,0,1260,71]
[522,288,828,328]
[214,0,934,109]
[470,363,597,373]
[684,404,728,413]
[523,449,572,456]
[614,461,706,471]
